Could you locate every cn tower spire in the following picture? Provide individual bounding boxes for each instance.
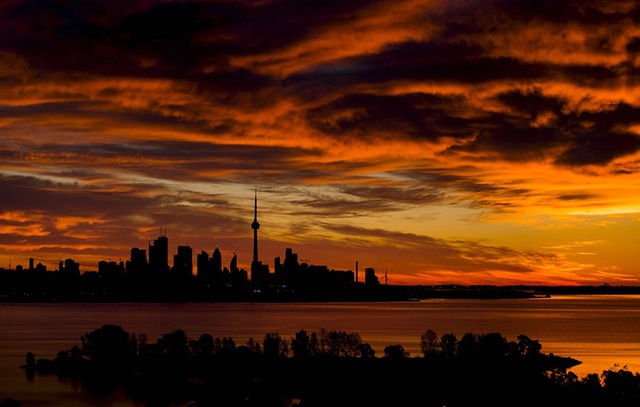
[251,189,260,264]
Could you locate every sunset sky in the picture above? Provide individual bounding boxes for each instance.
[1,0,640,285]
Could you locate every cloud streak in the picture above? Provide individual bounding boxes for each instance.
[0,0,639,285]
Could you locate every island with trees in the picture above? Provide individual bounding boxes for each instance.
[4,324,640,406]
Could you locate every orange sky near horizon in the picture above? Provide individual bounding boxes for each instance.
[1,0,640,286]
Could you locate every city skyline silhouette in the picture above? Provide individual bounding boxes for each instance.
[2,1,640,288]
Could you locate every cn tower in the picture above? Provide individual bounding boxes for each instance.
[251,189,260,265]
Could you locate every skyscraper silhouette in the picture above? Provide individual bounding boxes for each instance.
[173,245,193,277]
[212,246,222,275]
[149,229,169,273]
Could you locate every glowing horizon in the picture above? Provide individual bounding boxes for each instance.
[1,0,640,286]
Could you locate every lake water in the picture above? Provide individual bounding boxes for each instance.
[1,295,640,406]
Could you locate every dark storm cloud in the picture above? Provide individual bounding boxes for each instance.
[2,0,638,171]
[4,138,337,187]
[449,125,565,162]
[441,91,640,166]
[106,140,328,184]
[306,92,474,141]
[286,41,549,99]
[0,174,157,217]
[438,0,638,35]
[300,57,634,167]
[0,100,215,133]
[0,1,232,75]
[556,130,640,166]
[553,102,640,167]
[0,0,376,78]
[495,88,565,117]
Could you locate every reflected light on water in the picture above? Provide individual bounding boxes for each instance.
[1,295,640,405]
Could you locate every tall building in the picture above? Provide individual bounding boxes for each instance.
[230,252,238,274]
[212,246,222,275]
[173,245,193,277]
[197,250,210,279]
[365,267,380,287]
[284,248,299,273]
[60,258,80,276]
[127,247,147,275]
[250,190,269,286]
[251,190,260,265]
[149,230,169,273]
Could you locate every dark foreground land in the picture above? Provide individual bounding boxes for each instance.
[5,324,640,407]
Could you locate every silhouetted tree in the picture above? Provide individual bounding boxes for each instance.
[308,331,320,356]
[221,337,236,353]
[158,329,188,358]
[602,367,640,397]
[358,343,376,358]
[582,373,602,390]
[325,331,345,357]
[439,333,458,357]
[515,334,542,356]
[291,329,311,358]
[420,329,439,357]
[457,332,478,358]
[325,331,363,357]
[383,344,409,359]
[548,368,579,386]
[192,333,214,356]
[477,332,508,359]
[343,332,364,357]
[263,332,288,358]
[246,337,262,354]
[23,326,605,406]
[318,328,328,354]
[137,334,149,356]
[80,324,136,371]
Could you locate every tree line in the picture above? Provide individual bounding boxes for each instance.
[7,324,640,406]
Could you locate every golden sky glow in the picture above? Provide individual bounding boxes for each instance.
[1,0,640,285]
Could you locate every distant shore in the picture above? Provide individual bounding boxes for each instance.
[1,282,639,302]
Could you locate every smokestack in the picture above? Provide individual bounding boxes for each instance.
[356,261,359,283]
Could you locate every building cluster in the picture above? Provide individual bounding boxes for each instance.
[15,257,81,276]
[3,192,382,298]
[94,231,250,289]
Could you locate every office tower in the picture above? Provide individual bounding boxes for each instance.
[197,250,210,279]
[127,247,147,275]
[173,245,193,277]
[230,252,238,274]
[149,229,169,273]
[212,246,222,275]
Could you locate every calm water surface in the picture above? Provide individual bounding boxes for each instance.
[1,295,640,406]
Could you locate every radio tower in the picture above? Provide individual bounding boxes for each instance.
[251,189,260,265]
